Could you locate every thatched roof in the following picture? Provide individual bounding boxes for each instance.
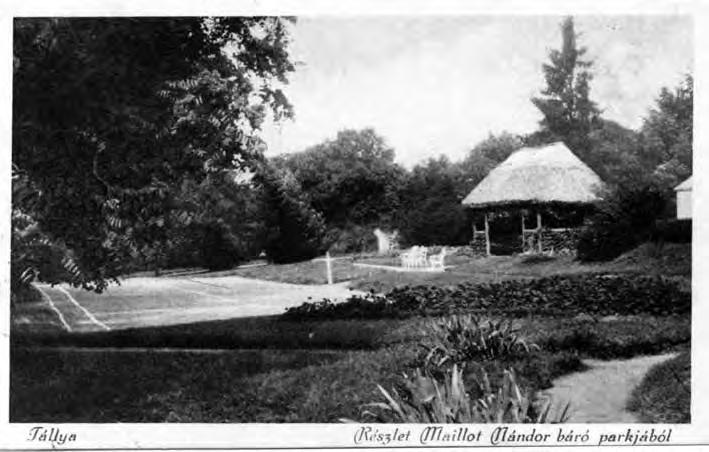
[674,176,692,192]
[462,142,604,209]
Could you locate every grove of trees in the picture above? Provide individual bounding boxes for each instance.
[12,16,693,296]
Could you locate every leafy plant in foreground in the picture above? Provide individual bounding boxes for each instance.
[420,315,539,369]
[345,364,569,423]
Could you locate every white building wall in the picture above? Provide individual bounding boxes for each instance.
[676,190,692,219]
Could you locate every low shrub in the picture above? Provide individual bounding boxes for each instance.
[284,274,690,321]
[351,364,569,423]
[626,350,690,423]
[651,219,691,244]
[419,315,537,369]
[577,182,667,262]
[328,224,378,255]
[528,317,691,359]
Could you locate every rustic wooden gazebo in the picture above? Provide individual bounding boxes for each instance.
[461,142,604,256]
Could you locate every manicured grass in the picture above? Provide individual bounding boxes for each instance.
[213,243,690,294]
[626,350,691,423]
[11,314,690,422]
[525,316,691,359]
[10,343,583,422]
[12,316,408,351]
[10,347,347,422]
[220,257,376,285]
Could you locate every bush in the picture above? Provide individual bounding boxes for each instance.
[626,351,690,423]
[352,364,569,423]
[284,274,691,321]
[328,224,378,254]
[419,315,537,368]
[578,182,667,261]
[531,317,691,359]
[651,219,691,244]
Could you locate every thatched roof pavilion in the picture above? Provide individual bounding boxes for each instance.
[461,142,604,255]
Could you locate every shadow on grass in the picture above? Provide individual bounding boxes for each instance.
[11,315,407,351]
[10,346,347,422]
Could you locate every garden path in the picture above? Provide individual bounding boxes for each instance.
[542,352,678,423]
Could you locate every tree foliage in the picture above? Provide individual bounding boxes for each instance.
[396,156,471,246]
[586,119,643,184]
[460,132,524,187]
[13,17,295,290]
[256,164,328,263]
[530,17,601,168]
[577,181,667,261]
[276,128,405,228]
[640,74,693,189]
[532,17,600,143]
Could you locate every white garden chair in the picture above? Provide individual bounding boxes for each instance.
[428,247,446,270]
[413,247,428,267]
[400,247,416,268]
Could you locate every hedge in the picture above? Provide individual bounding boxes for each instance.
[651,219,692,244]
[283,273,690,320]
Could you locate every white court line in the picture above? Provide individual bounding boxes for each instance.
[57,287,111,331]
[36,285,72,332]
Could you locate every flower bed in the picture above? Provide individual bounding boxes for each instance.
[283,273,690,320]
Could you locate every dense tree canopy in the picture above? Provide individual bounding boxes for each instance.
[396,156,471,246]
[275,129,405,228]
[459,132,524,188]
[12,17,693,283]
[255,164,328,263]
[640,74,693,189]
[13,17,295,290]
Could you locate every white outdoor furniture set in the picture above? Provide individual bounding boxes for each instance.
[400,246,447,270]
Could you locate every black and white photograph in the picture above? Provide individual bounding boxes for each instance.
[3,3,700,447]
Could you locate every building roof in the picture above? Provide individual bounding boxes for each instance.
[674,176,692,192]
[461,142,604,208]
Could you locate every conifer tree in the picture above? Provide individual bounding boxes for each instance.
[531,17,600,158]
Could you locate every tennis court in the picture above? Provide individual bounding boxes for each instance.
[30,275,357,332]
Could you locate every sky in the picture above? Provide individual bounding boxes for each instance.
[260,15,693,168]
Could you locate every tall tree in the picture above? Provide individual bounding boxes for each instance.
[531,17,600,161]
[640,74,693,189]
[276,128,405,228]
[255,164,328,263]
[397,156,471,246]
[13,18,295,290]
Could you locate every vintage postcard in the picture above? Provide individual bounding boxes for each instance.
[0,0,706,450]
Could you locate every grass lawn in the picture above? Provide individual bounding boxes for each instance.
[217,243,690,293]
[11,313,690,422]
[11,242,691,422]
[204,257,376,285]
[12,316,408,350]
[626,350,691,423]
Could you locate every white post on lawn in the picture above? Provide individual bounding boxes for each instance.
[325,251,333,285]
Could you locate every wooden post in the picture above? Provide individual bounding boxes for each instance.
[484,212,491,257]
[521,211,526,251]
[325,251,333,285]
[536,211,543,253]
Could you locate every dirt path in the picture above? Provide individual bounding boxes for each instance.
[542,353,678,423]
